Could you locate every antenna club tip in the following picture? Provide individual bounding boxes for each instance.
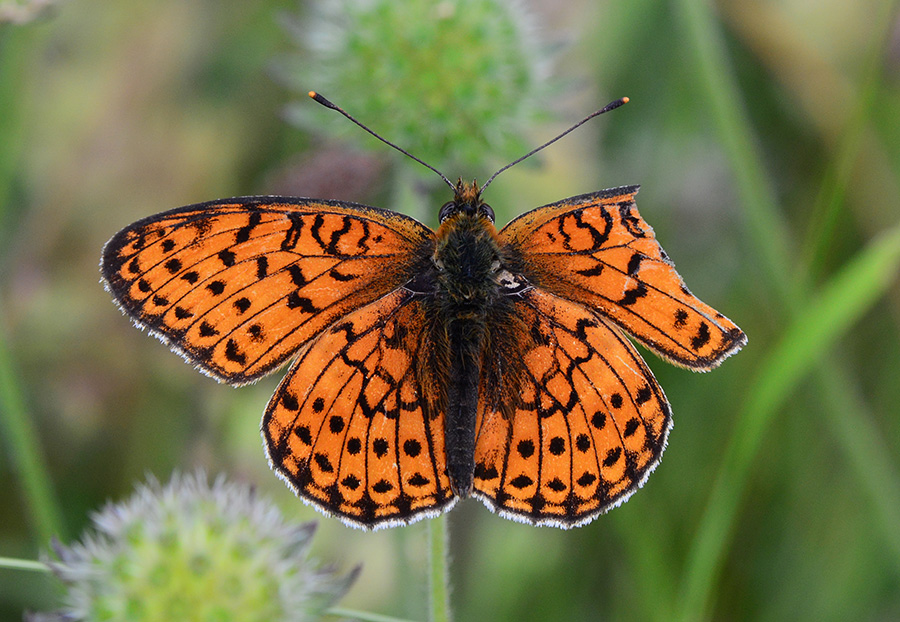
[309,91,336,109]
[622,96,630,104]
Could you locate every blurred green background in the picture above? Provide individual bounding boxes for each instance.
[2,0,900,620]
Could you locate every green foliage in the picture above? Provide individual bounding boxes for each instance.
[1,0,899,620]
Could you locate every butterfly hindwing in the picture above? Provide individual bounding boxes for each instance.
[472,288,671,527]
[101,197,432,384]
[501,186,746,371]
[262,288,456,529]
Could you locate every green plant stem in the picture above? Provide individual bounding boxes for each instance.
[327,607,418,622]
[0,556,51,573]
[427,514,451,622]
[0,314,66,545]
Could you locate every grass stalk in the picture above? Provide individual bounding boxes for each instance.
[0,314,66,545]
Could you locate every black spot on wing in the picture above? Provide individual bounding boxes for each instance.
[236,211,263,244]
[286,292,318,312]
[626,253,643,276]
[255,257,268,279]
[288,264,308,287]
[224,338,246,365]
[164,258,182,273]
[618,203,647,238]
[181,271,199,284]
[280,213,304,250]
[575,263,604,277]
[217,249,236,267]
[620,282,648,306]
[691,322,711,350]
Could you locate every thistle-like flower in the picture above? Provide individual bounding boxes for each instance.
[33,473,358,622]
[280,0,549,175]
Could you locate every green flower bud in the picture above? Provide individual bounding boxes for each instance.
[280,0,548,176]
[35,473,358,622]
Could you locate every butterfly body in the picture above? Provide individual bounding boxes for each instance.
[102,181,746,529]
[429,183,512,497]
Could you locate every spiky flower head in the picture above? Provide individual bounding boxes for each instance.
[281,0,548,176]
[34,472,357,622]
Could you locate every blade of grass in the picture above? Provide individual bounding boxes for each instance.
[0,315,66,544]
[0,26,66,548]
[678,221,900,621]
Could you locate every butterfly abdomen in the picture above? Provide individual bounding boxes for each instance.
[434,213,502,496]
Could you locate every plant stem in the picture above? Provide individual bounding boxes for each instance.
[326,607,418,622]
[0,556,51,573]
[427,514,451,622]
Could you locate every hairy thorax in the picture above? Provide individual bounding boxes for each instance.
[433,213,502,320]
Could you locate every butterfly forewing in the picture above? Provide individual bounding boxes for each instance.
[473,288,671,527]
[263,288,456,528]
[101,197,432,384]
[501,186,746,371]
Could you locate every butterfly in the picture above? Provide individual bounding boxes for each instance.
[101,93,746,529]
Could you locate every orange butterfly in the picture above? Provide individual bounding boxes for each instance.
[101,93,745,529]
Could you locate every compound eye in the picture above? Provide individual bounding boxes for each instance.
[480,203,495,222]
[439,201,456,222]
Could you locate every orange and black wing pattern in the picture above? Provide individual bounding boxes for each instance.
[473,288,671,527]
[102,196,448,528]
[102,182,745,530]
[501,186,746,371]
[101,197,432,384]
[262,288,456,528]
[470,186,746,526]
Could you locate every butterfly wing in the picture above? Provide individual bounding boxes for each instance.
[101,196,432,384]
[500,186,746,370]
[472,288,671,527]
[263,288,456,529]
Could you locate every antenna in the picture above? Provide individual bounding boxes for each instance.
[309,91,455,190]
[480,97,629,192]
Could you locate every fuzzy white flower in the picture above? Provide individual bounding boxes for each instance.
[34,473,358,622]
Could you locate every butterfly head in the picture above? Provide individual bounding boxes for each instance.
[439,179,495,223]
